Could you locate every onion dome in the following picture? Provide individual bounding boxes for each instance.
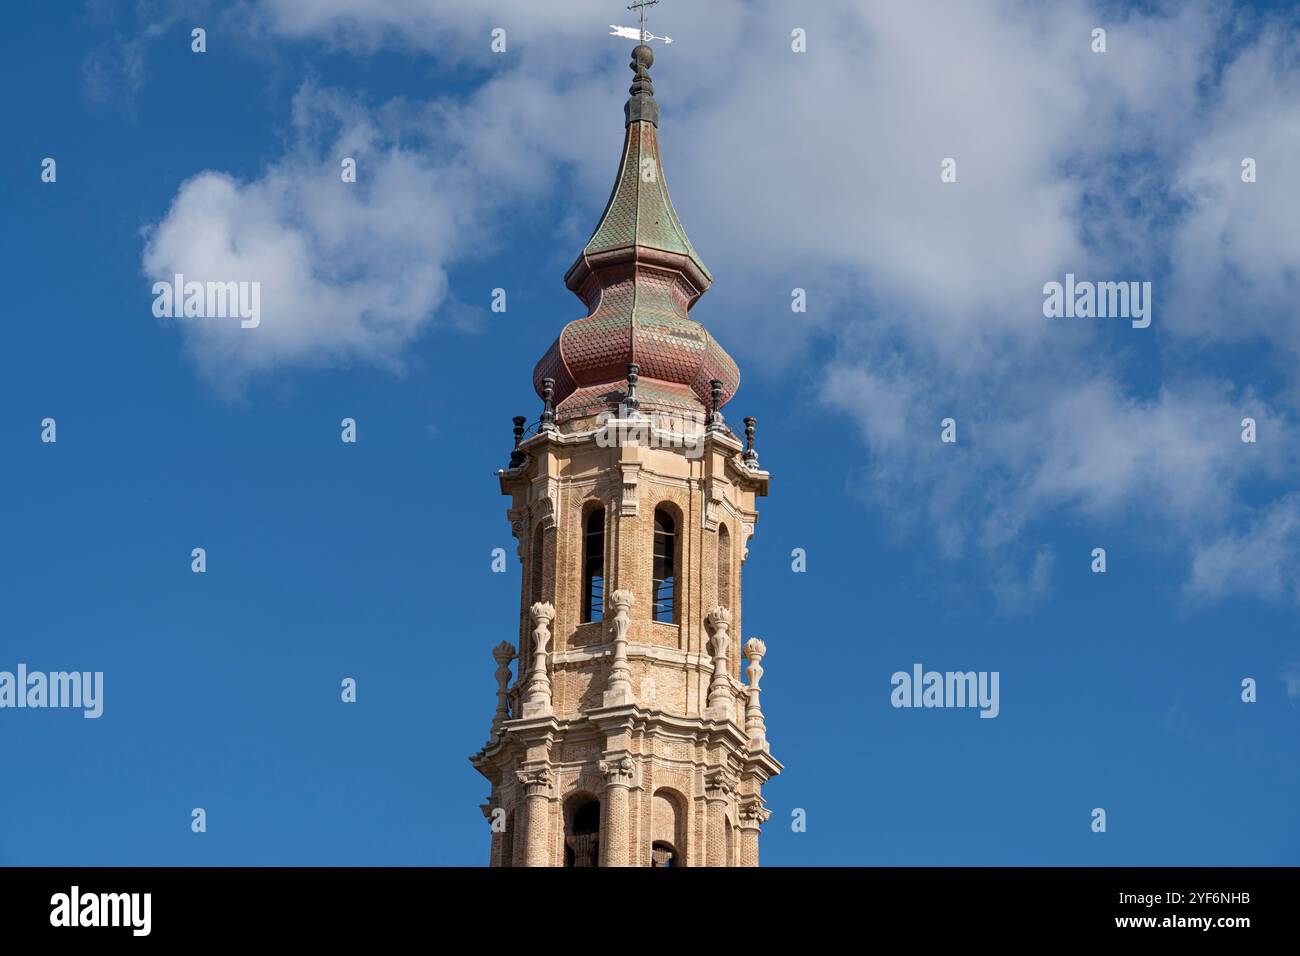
[533,43,739,423]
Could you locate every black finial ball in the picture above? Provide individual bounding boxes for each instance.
[632,44,654,71]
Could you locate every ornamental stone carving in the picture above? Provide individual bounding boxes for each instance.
[533,476,560,531]
[603,589,635,707]
[507,506,527,558]
[743,637,768,747]
[703,477,725,532]
[739,797,771,826]
[705,768,737,800]
[619,462,641,518]
[534,494,556,532]
[522,602,555,718]
[600,755,635,788]
[515,766,553,796]
[490,641,516,737]
[704,607,735,720]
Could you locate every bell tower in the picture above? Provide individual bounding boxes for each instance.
[470,40,781,867]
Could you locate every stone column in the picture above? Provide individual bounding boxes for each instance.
[521,602,555,719]
[704,769,735,867]
[743,638,767,747]
[705,607,735,720]
[738,798,769,868]
[599,755,635,866]
[603,590,635,707]
[490,641,516,738]
[516,766,553,867]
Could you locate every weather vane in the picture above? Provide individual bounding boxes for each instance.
[610,0,673,45]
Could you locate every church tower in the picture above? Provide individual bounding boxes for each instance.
[470,40,781,867]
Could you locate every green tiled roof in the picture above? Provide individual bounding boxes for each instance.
[580,44,710,282]
[583,119,711,282]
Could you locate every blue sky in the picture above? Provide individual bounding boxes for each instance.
[1,0,1298,866]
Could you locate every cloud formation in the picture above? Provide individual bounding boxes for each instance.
[138,0,1300,606]
[144,85,505,395]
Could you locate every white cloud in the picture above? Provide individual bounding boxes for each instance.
[1187,495,1300,604]
[82,0,215,108]
[143,85,503,396]
[1166,26,1300,354]
[140,0,1300,604]
[824,361,1294,582]
[253,0,609,57]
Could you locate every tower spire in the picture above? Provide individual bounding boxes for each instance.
[533,29,739,426]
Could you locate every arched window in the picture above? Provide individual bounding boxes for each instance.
[583,508,605,624]
[653,509,677,624]
[565,798,601,867]
[650,789,684,867]
[717,524,732,610]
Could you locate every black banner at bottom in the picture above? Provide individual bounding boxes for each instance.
[0,867,1291,940]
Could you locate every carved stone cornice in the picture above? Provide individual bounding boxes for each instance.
[553,642,711,668]
[724,453,769,495]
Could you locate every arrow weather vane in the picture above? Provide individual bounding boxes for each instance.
[610,0,673,44]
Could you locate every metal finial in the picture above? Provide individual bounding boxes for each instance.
[630,0,658,39]
[612,1,667,126]
[625,363,640,412]
[509,415,527,468]
[708,379,724,432]
[610,0,672,45]
[540,378,557,433]
[743,416,759,468]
